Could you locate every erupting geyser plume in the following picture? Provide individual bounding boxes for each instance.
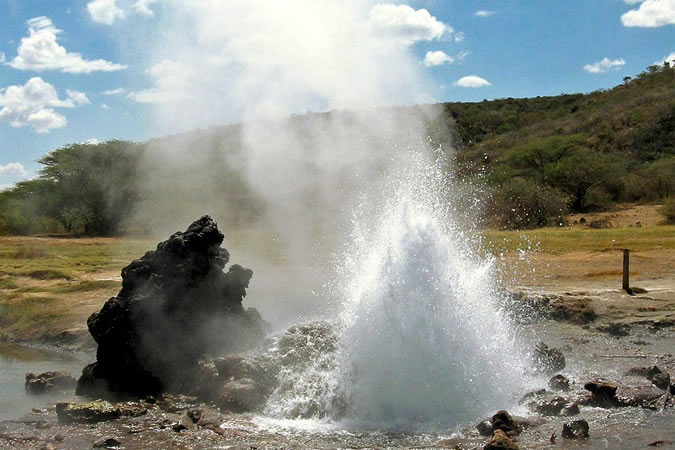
[262,146,528,430]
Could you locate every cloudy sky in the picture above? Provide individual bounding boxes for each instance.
[0,0,673,189]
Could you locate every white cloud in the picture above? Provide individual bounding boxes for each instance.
[0,77,77,132]
[82,138,100,145]
[655,51,675,65]
[133,0,158,17]
[453,75,491,88]
[423,50,454,67]
[621,0,675,27]
[624,0,645,4]
[102,87,126,95]
[583,57,626,73]
[0,52,5,63]
[369,4,451,44]
[0,162,28,177]
[101,103,110,109]
[8,17,128,73]
[87,0,125,25]
[475,10,496,17]
[454,31,465,43]
[66,89,90,106]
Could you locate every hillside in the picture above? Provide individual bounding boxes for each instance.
[0,63,673,235]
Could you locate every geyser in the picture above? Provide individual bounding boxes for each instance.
[263,149,528,430]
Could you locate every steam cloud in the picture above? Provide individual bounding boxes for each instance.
[125,1,452,326]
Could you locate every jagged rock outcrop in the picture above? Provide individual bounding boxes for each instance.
[77,216,267,398]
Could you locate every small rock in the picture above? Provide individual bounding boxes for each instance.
[54,433,65,442]
[648,441,672,447]
[484,429,519,449]
[530,396,567,416]
[548,374,570,391]
[532,343,565,374]
[561,419,589,439]
[25,371,77,394]
[476,419,493,436]
[93,437,121,448]
[584,380,619,407]
[491,410,522,436]
[519,389,547,404]
[56,401,120,424]
[561,403,580,416]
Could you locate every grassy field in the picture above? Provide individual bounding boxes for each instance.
[1,223,674,343]
[481,224,675,254]
[0,236,151,341]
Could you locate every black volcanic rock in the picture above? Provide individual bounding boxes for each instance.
[77,216,266,398]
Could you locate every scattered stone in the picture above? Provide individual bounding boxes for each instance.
[583,380,619,407]
[651,372,671,390]
[548,374,570,391]
[561,403,580,416]
[476,419,493,436]
[519,389,547,404]
[93,437,121,448]
[597,322,630,337]
[53,433,65,442]
[77,216,268,398]
[532,343,566,374]
[484,429,519,449]
[531,396,567,416]
[617,385,669,408]
[25,371,77,394]
[648,441,672,447]
[56,401,120,424]
[491,410,522,436]
[561,419,589,439]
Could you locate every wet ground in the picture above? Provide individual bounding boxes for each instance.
[0,317,673,449]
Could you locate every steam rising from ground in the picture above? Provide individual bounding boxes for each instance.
[129,1,453,326]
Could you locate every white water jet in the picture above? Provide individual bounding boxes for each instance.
[263,146,528,431]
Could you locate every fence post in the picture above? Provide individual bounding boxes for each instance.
[622,249,631,294]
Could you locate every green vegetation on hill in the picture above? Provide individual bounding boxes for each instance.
[0,63,673,235]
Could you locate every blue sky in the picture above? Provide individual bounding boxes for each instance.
[0,0,673,189]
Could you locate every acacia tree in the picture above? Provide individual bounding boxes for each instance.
[549,152,624,212]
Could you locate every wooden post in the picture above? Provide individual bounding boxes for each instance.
[622,249,631,294]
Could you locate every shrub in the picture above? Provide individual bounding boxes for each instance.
[490,178,569,229]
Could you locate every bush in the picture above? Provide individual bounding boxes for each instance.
[660,198,675,224]
[490,178,569,229]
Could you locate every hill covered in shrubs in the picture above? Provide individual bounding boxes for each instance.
[1,63,673,235]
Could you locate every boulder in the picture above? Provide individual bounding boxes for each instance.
[25,371,77,394]
[77,216,267,398]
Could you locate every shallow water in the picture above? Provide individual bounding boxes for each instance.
[0,343,84,421]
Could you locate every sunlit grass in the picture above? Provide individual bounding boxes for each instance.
[481,225,675,254]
